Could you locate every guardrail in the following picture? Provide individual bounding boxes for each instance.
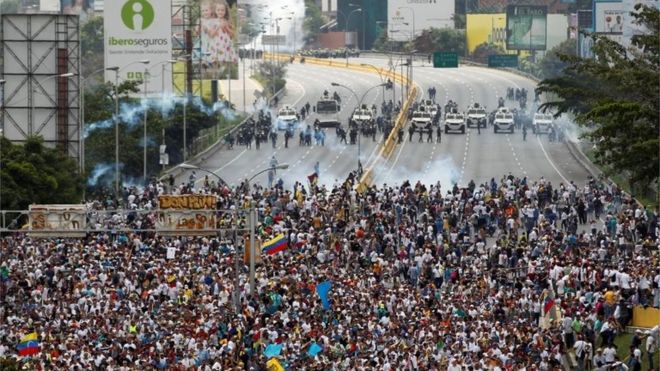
[265,53,411,87]
[358,85,418,191]
[266,52,416,191]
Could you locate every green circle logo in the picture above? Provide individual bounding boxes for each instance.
[121,0,155,31]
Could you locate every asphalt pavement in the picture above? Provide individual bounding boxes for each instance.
[177,61,403,188]
[179,57,592,190]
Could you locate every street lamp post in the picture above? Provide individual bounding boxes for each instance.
[181,162,290,302]
[245,163,289,297]
[398,7,416,98]
[332,82,384,176]
[106,66,121,196]
[346,8,362,66]
[361,63,387,106]
[349,3,365,50]
[142,63,150,186]
[177,55,192,161]
[105,59,150,197]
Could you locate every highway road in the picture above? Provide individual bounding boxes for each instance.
[178,61,403,188]
[180,57,592,190]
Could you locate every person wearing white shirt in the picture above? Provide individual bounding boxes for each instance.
[602,344,617,364]
[574,336,588,371]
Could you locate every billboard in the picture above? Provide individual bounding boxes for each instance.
[157,194,218,235]
[387,0,455,42]
[103,0,173,96]
[594,1,625,34]
[193,0,238,79]
[506,5,547,51]
[466,13,507,53]
[1,14,82,166]
[29,205,87,237]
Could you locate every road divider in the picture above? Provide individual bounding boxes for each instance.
[357,85,418,192]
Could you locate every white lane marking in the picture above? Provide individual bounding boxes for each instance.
[505,134,527,176]
[470,67,570,182]
[536,134,568,183]
[459,128,471,184]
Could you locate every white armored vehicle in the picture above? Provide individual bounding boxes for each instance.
[466,103,487,128]
[444,111,466,134]
[276,105,298,130]
[533,112,554,134]
[351,104,375,128]
[411,106,433,131]
[493,107,515,133]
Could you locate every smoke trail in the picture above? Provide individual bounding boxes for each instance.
[87,163,115,187]
[84,94,238,138]
[372,155,462,190]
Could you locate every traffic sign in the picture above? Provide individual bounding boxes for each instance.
[433,52,458,68]
[488,54,519,68]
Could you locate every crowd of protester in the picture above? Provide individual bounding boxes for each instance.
[0,173,658,370]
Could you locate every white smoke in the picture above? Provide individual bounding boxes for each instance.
[242,0,305,53]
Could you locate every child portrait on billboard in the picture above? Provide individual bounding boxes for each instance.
[200,0,237,78]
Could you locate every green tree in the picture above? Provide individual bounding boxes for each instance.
[471,42,505,63]
[414,28,466,55]
[537,5,659,194]
[303,0,326,47]
[0,136,84,210]
[538,39,577,79]
[83,79,223,192]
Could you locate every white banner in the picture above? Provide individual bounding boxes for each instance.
[104,0,173,96]
[388,0,455,42]
[29,205,87,237]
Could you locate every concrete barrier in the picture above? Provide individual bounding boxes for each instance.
[357,85,418,191]
[632,306,660,328]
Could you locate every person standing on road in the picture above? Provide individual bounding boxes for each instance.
[408,126,414,142]
[418,129,424,142]
[314,161,320,178]
[427,128,433,143]
[523,126,527,141]
[436,125,442,143]
[270,155,278,174]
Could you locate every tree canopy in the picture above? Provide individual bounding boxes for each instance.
[0,136,84,210]
[538,39,576,79]
[303,0,326,47]
[536,4,659,193]
[414,28,466,56]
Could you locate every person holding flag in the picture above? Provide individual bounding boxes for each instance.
[16,332,40,357]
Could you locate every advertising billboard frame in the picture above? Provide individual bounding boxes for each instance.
[506,5,548,51]
[103,0,174,97]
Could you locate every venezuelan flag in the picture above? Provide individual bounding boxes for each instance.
[17,332,40,356]
[262,234,288,255]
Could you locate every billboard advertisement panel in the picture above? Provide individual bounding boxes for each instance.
[193,0,238,79]
[466,13,507,53]
[388,0,455,42]
[506,5,547,51]
[594,1,625,34]
[104,0,173,96]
